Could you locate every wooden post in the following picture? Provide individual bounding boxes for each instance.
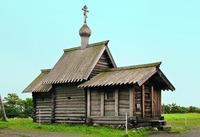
[0,94,7,121]
[32,93,36,122]
[142,85,145,118]
[129,87,133,117]
[115,87,119,116]
[100,91,104,116]
[159,90,162,116]
[151,86,154,118]
[51,90,56,123]
[87,88,91,117]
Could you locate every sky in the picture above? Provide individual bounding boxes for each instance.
[0,0,200,107]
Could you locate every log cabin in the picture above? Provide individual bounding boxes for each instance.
[23,5,175,128]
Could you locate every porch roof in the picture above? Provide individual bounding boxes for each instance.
[79,62,175,91]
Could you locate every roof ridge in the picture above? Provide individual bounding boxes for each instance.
[63,40,109,52]
[41,69,51,73]
[105,62,162,72]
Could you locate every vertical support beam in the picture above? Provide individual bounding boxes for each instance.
[87,88,91,117]
[32,93,36,122]
[160,90,162,116]
[0,94,7,121]
[142,84,145,118]
[115,87,119,116]
[151,86,154,118]
[100,91,104,116]
[51,90,56,123]
[129,86,133,117]
[132,86,135,115]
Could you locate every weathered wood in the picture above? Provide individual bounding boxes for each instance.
[0,95,7,121]
[115,87,119,116]
[87,88,91,117]
[129,86,133,117]
[54,84,86,123]
[142,84,145,118]
[133,86,136,115]
[151,86,154,118]
[100,91,104,116]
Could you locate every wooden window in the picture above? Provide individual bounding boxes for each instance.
[105,91,115,100]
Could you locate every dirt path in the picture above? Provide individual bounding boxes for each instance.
[149,129,200,137]
[0,130,84,137]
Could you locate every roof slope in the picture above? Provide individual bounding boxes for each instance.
[79,62,175,91]
[23,69,52,93]
[43,41,116,84]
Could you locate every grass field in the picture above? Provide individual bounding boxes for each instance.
[0,113,200,137]
[0,118,152,137]
[163,113,200,132]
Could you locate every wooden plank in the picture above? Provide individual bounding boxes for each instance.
[151,86,154,118]
[100,91,104,116]
[87,88,91,117]
[159,90,162,115]
[133,86,135,115]
[142,84,145,118]
[129,86,133,117]
[115,87,119,116]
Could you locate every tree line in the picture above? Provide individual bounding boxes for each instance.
[162,103,200,114]
[0,93,33,118]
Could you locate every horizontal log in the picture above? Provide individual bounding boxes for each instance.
[55,99,85,102]
[35,115,51,117]
[36,101,52,103]
[54,117,85,121]
[104,107,115,111]
[91,108,101,111]
[92,120,125,124]
[55,114,85,117]
[55,104,85,108]
[55,121,85,124]
[36,106,52,109]
[90,101,100,105]
[56,101,85,105]
[119,104,130,108]
[119,99,129,103]
[55,108,85,111]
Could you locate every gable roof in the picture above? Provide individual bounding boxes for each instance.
[43,41,116,84]
[78,62,175,91]
[23,69,52,93]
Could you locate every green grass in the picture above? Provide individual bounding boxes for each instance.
[1,113,200,136]
[0,118,153,137]
[163,113,200,132]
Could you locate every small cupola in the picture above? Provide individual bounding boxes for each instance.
[79,5,91,50]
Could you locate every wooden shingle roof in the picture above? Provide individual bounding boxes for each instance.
[43,40,116,84]
[79,62,175,91]
[23,69,52,93]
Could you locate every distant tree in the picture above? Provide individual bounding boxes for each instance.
[162,103,200,114]
[188,106,200,113]
[18,98,33,118]
[3,93,33,118]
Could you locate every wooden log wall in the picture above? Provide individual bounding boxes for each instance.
[153,89,161,117]
[89,51,114,78]
[54,84,86,124]
[90,88,101,116]
[33,92,52,123]
[104,87,115,116]
[135,85,142,118]
[118,85,130,116]
[144,86,152,118]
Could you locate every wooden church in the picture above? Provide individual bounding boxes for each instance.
[23,5,175,128]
